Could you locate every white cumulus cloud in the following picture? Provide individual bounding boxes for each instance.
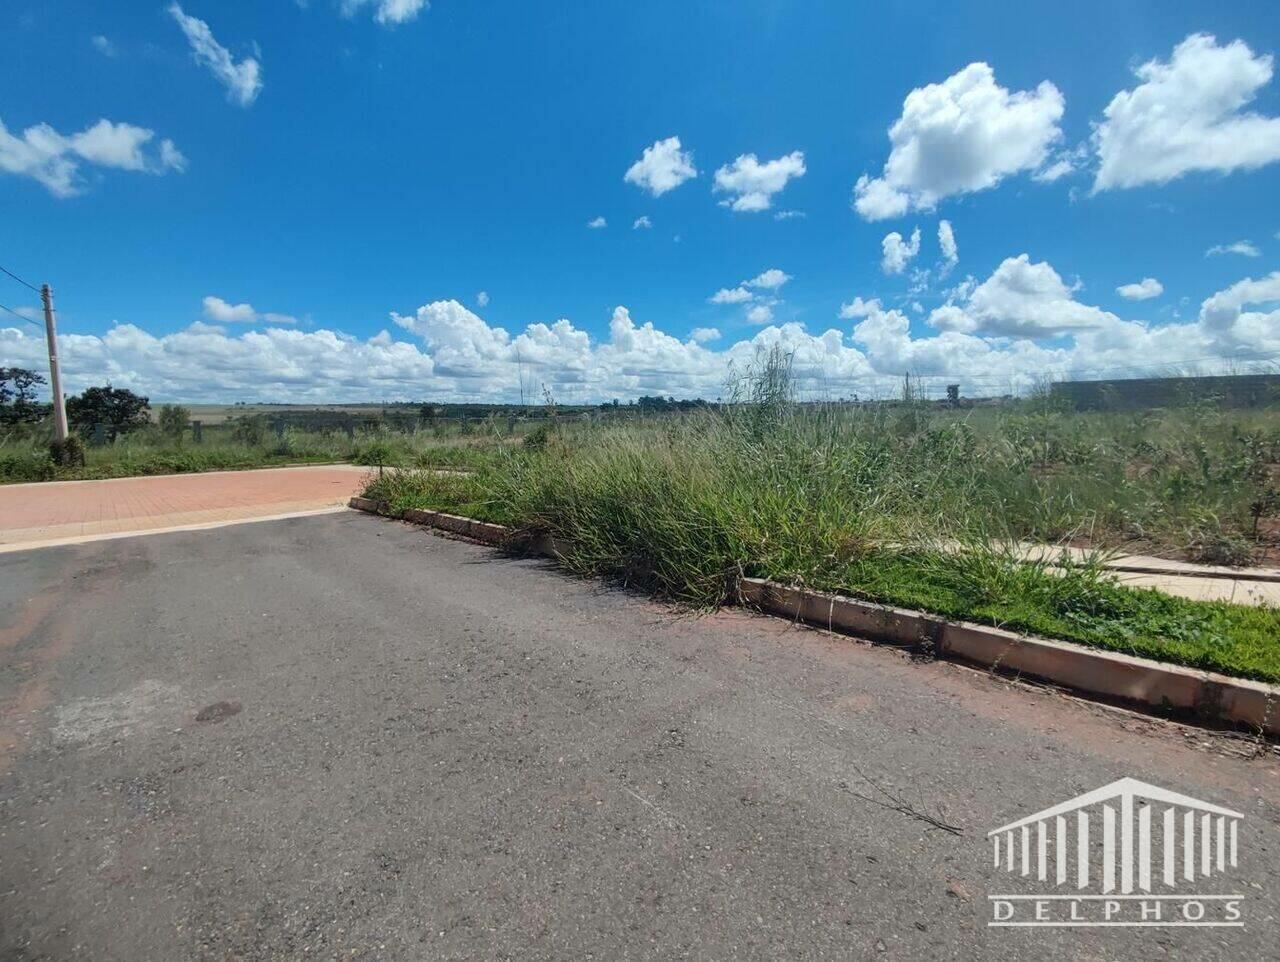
[340,0,429,25]
[624,136,697,197]
[632,216,652,229]
[689,327,720,343]
[476,291,489,307]
[203,295,297,326]
[853,62,1065,220]
[0,116,185,197]
[1116,278,1163,300]
[927,254,1118,337]
[709,268,791,307]
[1206,241,1261,258]
[709,286,754,305]
[746,268,791,290]
[3,275,1277,405]
[1093,34,1280,191]
[713,151,806,212]
[1198,271,1280,333]
[168,3,262,107]
[938,220,958,270]
[587,216,607,229]
[838,296,881,319]
[746,304,774,325]
[881,228,921,275]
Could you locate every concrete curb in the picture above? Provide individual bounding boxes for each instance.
[738,578,1279,737]
[401,507,509,545]
[347,497,1280,737]
[348,497,554,554]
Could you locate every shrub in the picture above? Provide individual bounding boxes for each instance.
[158,404,191,439]
[48,434,86,468]
[0,451,56,482]
[353,439,395,466]
[229,414,267,447]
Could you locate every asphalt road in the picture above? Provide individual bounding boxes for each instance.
[1,511,1276,960]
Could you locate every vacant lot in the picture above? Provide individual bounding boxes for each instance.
[363,358,1280,682]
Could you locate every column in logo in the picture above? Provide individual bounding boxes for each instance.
[988,777,1242,894]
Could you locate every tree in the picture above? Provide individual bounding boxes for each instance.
[636,395,672,412]
[158,404,191,438]
[0,367,49,424]
[66,385,151,440]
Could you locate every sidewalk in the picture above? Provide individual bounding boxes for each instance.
[0,465,371,552]
[1016,543,1280,606]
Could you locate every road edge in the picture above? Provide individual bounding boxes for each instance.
[347,497,1279,736]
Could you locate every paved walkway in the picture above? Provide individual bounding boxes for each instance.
[1021,543,1280,606]
[0,465,371,552]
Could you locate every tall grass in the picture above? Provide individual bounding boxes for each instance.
[364,349,1280,682]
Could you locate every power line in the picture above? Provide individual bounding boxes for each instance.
[0,301,43,329]
[0,264,41,294]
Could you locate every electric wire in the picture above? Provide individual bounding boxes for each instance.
[0,264,41,294]
[0,301,43,329]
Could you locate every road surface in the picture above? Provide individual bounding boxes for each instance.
[1,511,1276,960]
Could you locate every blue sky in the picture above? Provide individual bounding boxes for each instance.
[2,1,1279,402]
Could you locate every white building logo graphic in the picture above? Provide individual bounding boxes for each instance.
[988,777,1246,927]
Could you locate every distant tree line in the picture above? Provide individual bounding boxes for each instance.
[628,396,712,412]
[4,366,721,436]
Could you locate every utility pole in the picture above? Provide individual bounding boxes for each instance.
[41,284,68,442]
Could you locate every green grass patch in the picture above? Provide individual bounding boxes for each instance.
[808,551,1280,683]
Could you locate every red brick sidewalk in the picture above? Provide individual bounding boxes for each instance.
[0,465,371,551]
